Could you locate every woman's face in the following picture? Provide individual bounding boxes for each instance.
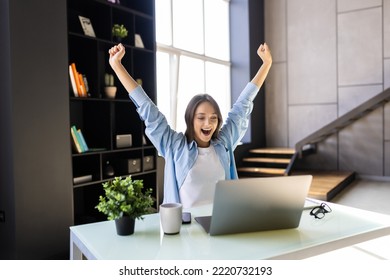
[193,101,219,147]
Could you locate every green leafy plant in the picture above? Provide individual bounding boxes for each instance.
[96,176,154,221]
[112,24,128,39]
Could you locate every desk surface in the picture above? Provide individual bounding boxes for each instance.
[70,201,390,260]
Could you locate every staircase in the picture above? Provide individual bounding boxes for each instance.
[237,147,297,177]
[295,87,390,156]
[237,87,390,201]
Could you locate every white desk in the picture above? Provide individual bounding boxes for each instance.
[70,202,390,260]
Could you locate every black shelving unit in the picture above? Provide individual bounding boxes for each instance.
[67,0,157,225]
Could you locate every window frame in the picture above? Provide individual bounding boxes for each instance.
[156,0,231,131]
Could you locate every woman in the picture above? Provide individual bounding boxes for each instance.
[109,42,272,209]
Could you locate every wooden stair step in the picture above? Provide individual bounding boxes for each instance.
[242,157,291,164]
[237,167,286,175]
[292,170,356,201]
[249,147,296,155]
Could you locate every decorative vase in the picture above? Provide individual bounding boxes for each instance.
[115,216,135,236]
[104,161,115,177]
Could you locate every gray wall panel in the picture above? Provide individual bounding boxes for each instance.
[384,0,390,58]
[296,136,339,171]
[338,85,384,115]
[337,0,382,13]
[338,8,382,86]
[264,0,286,62]
[385,142,390,176]
[339,110,383,175]
[385,59,390,89]
[385,103,390,140]
[288,104,337,147]
[287,0,337,104]
[265,63,288,147]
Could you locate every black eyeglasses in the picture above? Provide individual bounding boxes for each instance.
[310,203,332,219]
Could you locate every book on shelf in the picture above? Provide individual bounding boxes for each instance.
[68,65,78,96]
[71,125,89,153]
[69,62,89,97]
[70,63,81,96]
[78,73,87,96]
[82,74,90,95]
[77,128,89,152]
[71,126,82,153]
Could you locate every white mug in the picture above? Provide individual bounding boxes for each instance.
[159,203,183,234]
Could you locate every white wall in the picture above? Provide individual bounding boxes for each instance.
[264,0,390,177]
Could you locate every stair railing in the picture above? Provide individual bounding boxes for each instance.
[295,87,390,157]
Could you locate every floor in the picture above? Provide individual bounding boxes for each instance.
[307,178,390,260]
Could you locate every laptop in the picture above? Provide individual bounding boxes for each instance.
[195,175,312,236]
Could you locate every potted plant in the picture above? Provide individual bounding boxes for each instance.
[104,73,116,98]
[95,176,154,235]
[112,24,128,42]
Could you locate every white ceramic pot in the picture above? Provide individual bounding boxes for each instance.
[104,86,117,99]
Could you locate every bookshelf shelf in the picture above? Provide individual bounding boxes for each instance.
[67,0,157,225]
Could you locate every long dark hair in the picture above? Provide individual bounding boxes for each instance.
[184,94,223,143]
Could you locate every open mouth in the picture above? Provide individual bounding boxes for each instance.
[201,128,212,136]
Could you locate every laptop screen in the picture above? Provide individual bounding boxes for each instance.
[195,175,312,235]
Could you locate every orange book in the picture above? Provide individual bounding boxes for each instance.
[78,73,87,97]
[70,63,82,96]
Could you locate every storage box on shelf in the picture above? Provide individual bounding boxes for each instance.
[67,0,157,225]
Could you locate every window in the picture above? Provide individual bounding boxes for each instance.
[155,0,231,133]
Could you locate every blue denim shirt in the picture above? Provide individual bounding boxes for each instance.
[129,82,260,204]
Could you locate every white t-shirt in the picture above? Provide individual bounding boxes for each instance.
[179,145,225,209]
